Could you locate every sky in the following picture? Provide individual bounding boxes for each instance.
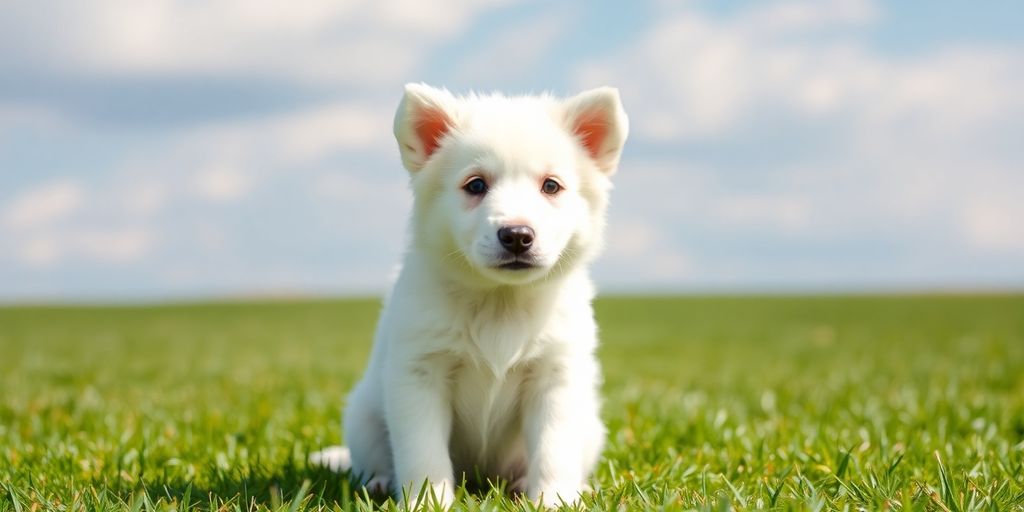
[1,0,1022,301]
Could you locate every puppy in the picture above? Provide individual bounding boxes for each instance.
[311,83,628,507]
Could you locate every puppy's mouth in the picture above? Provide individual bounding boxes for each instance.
[497,260,535,270]
[493,254,540,271]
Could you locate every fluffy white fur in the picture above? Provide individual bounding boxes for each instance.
[310,83,628,508]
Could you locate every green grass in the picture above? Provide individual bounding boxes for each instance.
[2,295,1023,511]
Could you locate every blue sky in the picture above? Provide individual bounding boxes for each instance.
[1,0,1022,300]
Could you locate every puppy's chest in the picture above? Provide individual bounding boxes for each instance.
[449,359,529,422]
[453,307,549,377]
[448,355,531,467]
[447,315,544,416]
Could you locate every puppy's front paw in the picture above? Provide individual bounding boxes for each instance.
[366,475,391,495]
[509,476,528,496]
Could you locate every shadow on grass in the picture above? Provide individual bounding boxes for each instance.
[90,464,391,510]
[84,466,522,510]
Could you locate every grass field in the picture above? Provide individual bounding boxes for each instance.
[2,296,1023,511]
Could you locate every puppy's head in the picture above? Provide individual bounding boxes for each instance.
[394,84,628,288]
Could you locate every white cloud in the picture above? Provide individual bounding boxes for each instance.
[0,0,514,85]
[163,100,397,203]
[313,171,408,202]
[1,97,402,280]
[15,228,153,267]
[958,177,1024,255]
[605,219,659,259]
[2,177,161,268]
[180,101,394,171]
[17,237,61,266]
[576,0,1023,142]
[607,161,815,235]
[2,0,1021,297]
[250,102,395,160]
[738,0,877,32]
[598,217,693,286]
[119,180,168,215]
[574,0,1024,284]
[73,229,154,264]
[712,195,811,233]
[961,201,1024,254]
[3,180,84,230]
[609,161,814,240]
[453,8,567,84]
[193,165,250,202]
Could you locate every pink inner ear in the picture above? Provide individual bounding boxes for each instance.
[574,111,609,159]
[415,107,451,158]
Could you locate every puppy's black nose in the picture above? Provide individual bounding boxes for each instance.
[497,225,535,255]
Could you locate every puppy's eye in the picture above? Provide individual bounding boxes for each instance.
[541,178,562,195]
[463,177,488,196]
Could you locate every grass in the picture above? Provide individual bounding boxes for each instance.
[1,295,1023,511]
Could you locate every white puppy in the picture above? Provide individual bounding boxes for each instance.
[311,83,628,507]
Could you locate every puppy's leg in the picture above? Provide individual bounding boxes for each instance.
[523,357,604,507]
[385,355,457,507]
[343,380,394,493]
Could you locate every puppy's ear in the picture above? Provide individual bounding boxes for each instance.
[563,87,629,174]
[394,83,459,172]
